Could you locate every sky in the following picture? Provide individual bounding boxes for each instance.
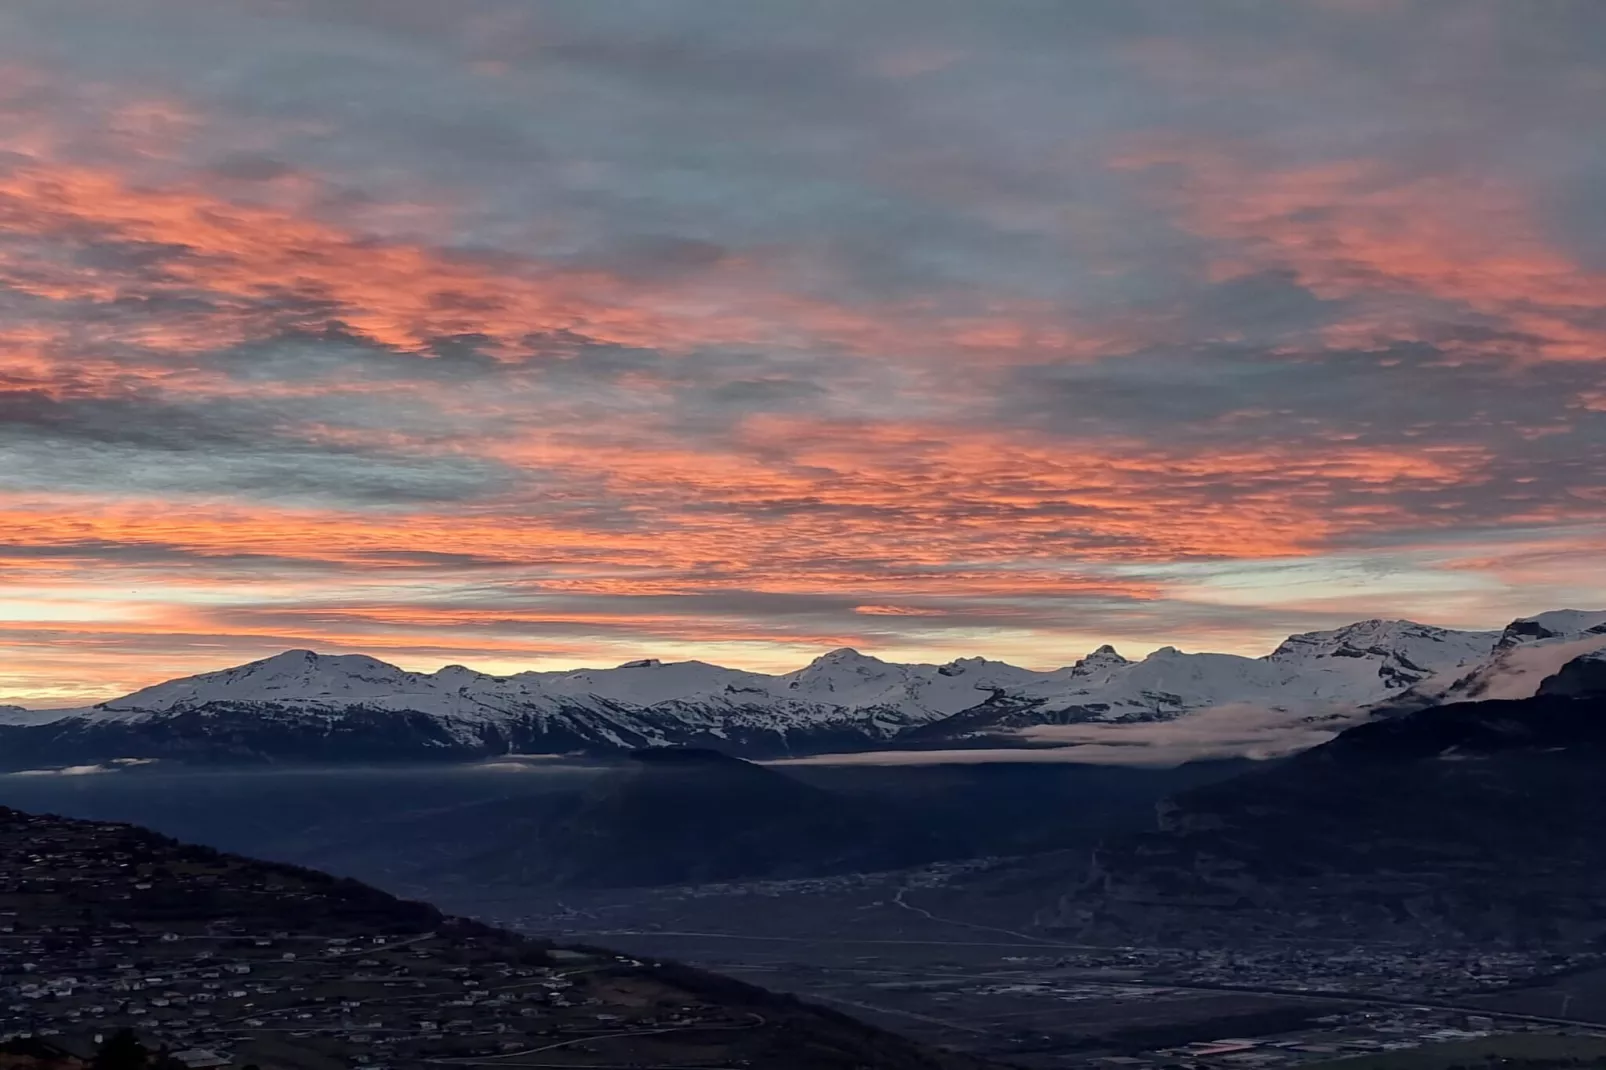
[2,0,1605,706]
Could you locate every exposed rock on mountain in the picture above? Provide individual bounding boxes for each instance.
[1496,609,1606,648]
[1539,648,1606,698]
[1376,610,1606,713]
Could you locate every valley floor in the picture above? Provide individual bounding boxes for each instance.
[408,867,1606,1069]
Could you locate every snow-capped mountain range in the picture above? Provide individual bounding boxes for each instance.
[1,610,1603,769]
[1373,609,1606,711]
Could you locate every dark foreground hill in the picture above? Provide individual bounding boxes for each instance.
[0,805,995,1070]
[1056,694,1606,947]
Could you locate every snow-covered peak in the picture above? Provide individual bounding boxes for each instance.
[1389,630,1606,709]
[1270,618,1400,657]
[432,664,499,689]
[1119,649,1276,694]
[996,647,1286,726]
[1065,643,1130,683]
[776,650,1041,717]
[1270,619,1494,665]
[1497,609,1606,648]
[936,656,1032,680]
[784,648,911,696]
[989,621,1501,729]
[784,648,904,694]
[808,647,884,668]
[523,659,767,705]
[1264,619,1499,697]
[101,649,430,714]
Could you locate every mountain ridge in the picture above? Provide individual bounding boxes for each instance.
[1,609,1602,769]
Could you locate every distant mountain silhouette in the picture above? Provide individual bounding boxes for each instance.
[442,747,965,889]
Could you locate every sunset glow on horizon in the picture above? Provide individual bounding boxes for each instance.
[2,1,1604,706]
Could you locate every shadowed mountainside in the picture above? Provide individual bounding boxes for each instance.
[1058,693,1606,947]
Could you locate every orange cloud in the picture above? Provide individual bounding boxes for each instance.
[0,407,1535,702]
[1114,140,1606,363]
[0,409,1495,605]
[0,151,1111,378]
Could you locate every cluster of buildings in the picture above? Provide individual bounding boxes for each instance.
[1113,1008,1606,1070]
[1134,945,1600,1001]
[0,809,755,1069]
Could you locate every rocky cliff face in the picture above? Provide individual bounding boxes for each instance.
[1540,649,1606,698]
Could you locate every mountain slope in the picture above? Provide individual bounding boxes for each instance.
[1057,692,1606,947]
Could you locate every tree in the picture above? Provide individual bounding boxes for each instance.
[92,1029,149,1070]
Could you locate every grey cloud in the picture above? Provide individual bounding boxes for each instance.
[1,440,509,506]
[206,153,297,182]
[0,539,516,574]
[1181,271,1350,339]
[214,329,506,385]
[577,235,729,280]
[0,387,516,505]
[0,389,262,452]
[990,331,1606,545]
[1003,340,1606,449]
[525,341,665,382]
[705,378,827,408]
[69,240,197,274]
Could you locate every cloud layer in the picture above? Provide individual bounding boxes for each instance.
[770,703,1355,767]
[1,1,1604,703]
